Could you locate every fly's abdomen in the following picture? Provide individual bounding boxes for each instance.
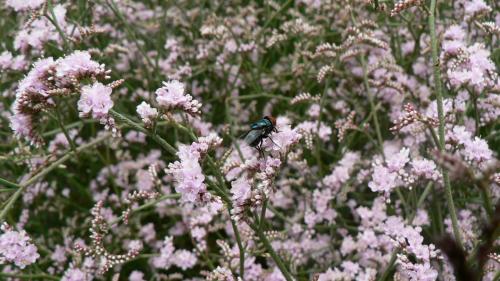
[244,129,263,147]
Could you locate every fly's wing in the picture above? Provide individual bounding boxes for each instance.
[243,129,264,146]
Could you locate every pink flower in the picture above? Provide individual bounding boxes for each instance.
[152,236,175,269]
[136,101,158,125]
[443,25,466,41]
[411,159,440,180]
[446,43,495,92]
[231,177,252,205]
[322,152,360,192]
[167,145,206,202]
[55,51,103,83]
[9,113,33,140]
[155,80,201,115]
[17,57,55,94]
[50,245,67,264]
[386,147,410,172]
[173,249,197,270]
[136,169,154,191]
[166,135,221,202]
[77,82,114,119]
[368,165,398,193]
[296,121,332,141]
[317,268,349,281]
[61,268,91,281]
[6,0,45,11]
[129,271,145,281]
[263,123,302,153]
[0,223,39,269]
[0,51,13,70]
[463,137,493,165]
[464,0,491,20]
[139,223,156,244]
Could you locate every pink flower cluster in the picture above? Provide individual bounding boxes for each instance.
[136,102,158,127]
[166,133,222,202]
[447,126,494,169]
[0,0,498,280]
[6,0,45,11]
[0,223,39,269]
[9,50,115,145]
[369,147,441,197]
[152,236,197,270]
[155,80,202,116]
[77,83,114,120]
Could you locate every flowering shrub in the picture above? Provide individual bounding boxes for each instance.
[0,0,499,280]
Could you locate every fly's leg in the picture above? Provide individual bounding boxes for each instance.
[256,146,264,158]
[257,138,265,158]
[259,139,268,161]
[268,136,281,149]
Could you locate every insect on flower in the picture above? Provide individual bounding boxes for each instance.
[242,116,278,156]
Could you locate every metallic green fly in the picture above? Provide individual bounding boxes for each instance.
[242,116,278,156]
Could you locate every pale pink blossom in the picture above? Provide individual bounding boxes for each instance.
[173,249,197,270]
[77,82,114,119]
[136,101,158,125]
[464,0,491,20]
[129,271,145,281]
[155,80,201,115]
[55,51,103,84]
[368,165,398,194]
[0,223,39,269]
[231,177,252,205]
[152,236,175,269]
[61,268,92,281]
[6,0,45,11]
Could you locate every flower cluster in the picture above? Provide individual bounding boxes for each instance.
[10,51,119,145]
[152,236,197,271]
[369,148,441,198]
[155,80,202,116]
[165,133,222,202]
[0,223,39,268]
[0,0,499,280]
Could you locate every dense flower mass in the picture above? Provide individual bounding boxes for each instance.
[6,0,45,12]
[0,223,39,268]
[9,51,118,145]
[0,0,498,280]
[165,133,222,202]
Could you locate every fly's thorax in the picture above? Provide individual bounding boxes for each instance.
[250,118,272,130]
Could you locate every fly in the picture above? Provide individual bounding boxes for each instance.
[242,116,278,156]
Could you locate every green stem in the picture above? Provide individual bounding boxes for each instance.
[53,105,79,158]
[360,56,384,157]
[0,273,60,280]
[109,193,181,226]
[45,0,71,51]
[378,182,434,280]
[0,177,20,189]
[259,199,268,232]
[428,0,464,249]
[315,80,329,176]
[231,219,245,278]
[250,222,294,281]
[109,110,177,155]
[0,133,111,222]
[378,251,398,281]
